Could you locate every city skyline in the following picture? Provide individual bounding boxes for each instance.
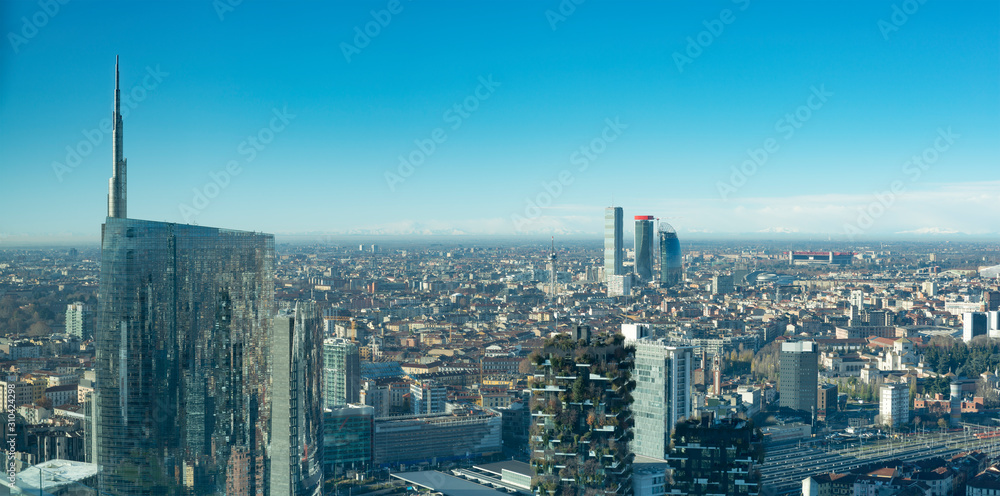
[1,55,1000,495]
[2,0,999,244]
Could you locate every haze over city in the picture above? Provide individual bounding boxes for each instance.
[2,0,999,245]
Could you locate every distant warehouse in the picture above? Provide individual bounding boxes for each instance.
[788,251,854,265]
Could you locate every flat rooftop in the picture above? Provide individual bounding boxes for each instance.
[15,459,97,492]
[474,460,533,477]
[392,471,515,496]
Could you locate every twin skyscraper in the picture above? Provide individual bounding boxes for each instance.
[603,207,682,293]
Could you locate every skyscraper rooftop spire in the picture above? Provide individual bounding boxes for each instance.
[108,56,126,218]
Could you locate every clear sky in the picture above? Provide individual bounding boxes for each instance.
[1,0,998,243]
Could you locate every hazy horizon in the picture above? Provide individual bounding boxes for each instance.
[2,1,998,241]
[5,231,1000,250]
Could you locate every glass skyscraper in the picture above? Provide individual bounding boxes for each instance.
[96,218,275,494]
[634,215,655,282]
[271,302,324,496]
[94,59,307,495]
[632,338,692,459]
[658,222,682,288]
[323,338,360,408]
[324,405,373,476]
[604,207,623,280]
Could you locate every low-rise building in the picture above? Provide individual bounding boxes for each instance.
[967,466,1000,496]
[44,385,77,407]
[324,404,373,476]
[372,409,501,466]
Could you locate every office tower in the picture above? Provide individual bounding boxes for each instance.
[711,274,734,295]
[97,219,275,494]
[849,290,864,309]
[360,380,390,417]
[848,307,894,328]
[817,383,838,420]
[632,338,692,459]
[985,291,1000,312]
[548,236,557,297]
[323,338,360,408]
[65,302,91,339]
[607,273,632,297]
[108,56,126,219]
[411,380,447,414]
[634,215,655,282]
[84,394,97,463]
[620,323,651,342]
[921,281,938,297]
[711,355,722,396]
[963,312,988,342]
[779,341,818,414]
[658,222,682,288]
[604,207,624,280]
[324,405,373,476]
[271,303,324,496]
[732,262,749,289]
[529,333,634,496]
[988,311,1000,338]
[499,401,532,457]
[96,59,277,495]
[666,416,763,495]
[871,310,892,326]
[848,302,861,322]
[879,383,908,428]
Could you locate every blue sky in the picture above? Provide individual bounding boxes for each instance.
[1,0,998,243]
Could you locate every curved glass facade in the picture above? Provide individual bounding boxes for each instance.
[659,224,682,288]
[96,218,275,495]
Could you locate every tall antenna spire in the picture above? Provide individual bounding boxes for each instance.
[108,55,127,218]
[549,235,557,299]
